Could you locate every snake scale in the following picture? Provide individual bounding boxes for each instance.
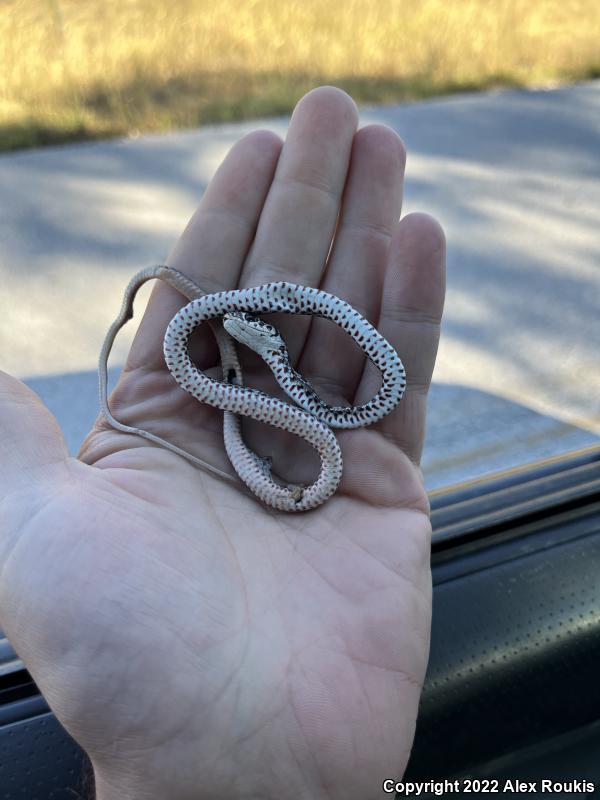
[99,265,406,512]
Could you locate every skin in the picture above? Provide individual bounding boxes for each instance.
[0,86,445,800]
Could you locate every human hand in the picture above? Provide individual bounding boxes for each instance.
[0,86,445,800]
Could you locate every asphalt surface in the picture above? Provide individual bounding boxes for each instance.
[1,81,599,491]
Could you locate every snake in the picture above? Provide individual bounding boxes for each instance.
[98,265,406,512]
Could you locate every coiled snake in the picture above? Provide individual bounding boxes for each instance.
[98,265,406,512]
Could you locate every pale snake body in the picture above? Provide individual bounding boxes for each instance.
[99,266,406,512]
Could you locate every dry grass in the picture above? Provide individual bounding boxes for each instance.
[1,0,599,151]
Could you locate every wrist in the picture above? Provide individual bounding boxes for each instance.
[93,769,158,800]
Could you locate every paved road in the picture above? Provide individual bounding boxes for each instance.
[1,82,599,491]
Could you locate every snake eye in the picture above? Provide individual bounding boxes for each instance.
[244,313,259,323]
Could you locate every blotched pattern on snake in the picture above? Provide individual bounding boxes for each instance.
[99,266,406,512]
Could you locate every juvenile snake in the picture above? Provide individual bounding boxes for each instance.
[99,265,406,512]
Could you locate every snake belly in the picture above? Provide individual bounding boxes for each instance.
[163,282,406,513]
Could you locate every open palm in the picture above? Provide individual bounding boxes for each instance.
[0,87,445,800]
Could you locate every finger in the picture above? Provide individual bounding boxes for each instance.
[238,86,359,364]
[125,129,284,373]
[356,212,446,464]
[297,124,406,403]
[0,371,69,495]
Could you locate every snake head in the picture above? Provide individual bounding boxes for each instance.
[223,311,285,357]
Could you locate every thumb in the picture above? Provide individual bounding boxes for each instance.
[0,370,70,492]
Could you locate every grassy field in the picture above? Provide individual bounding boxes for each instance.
[1,0,599,152]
